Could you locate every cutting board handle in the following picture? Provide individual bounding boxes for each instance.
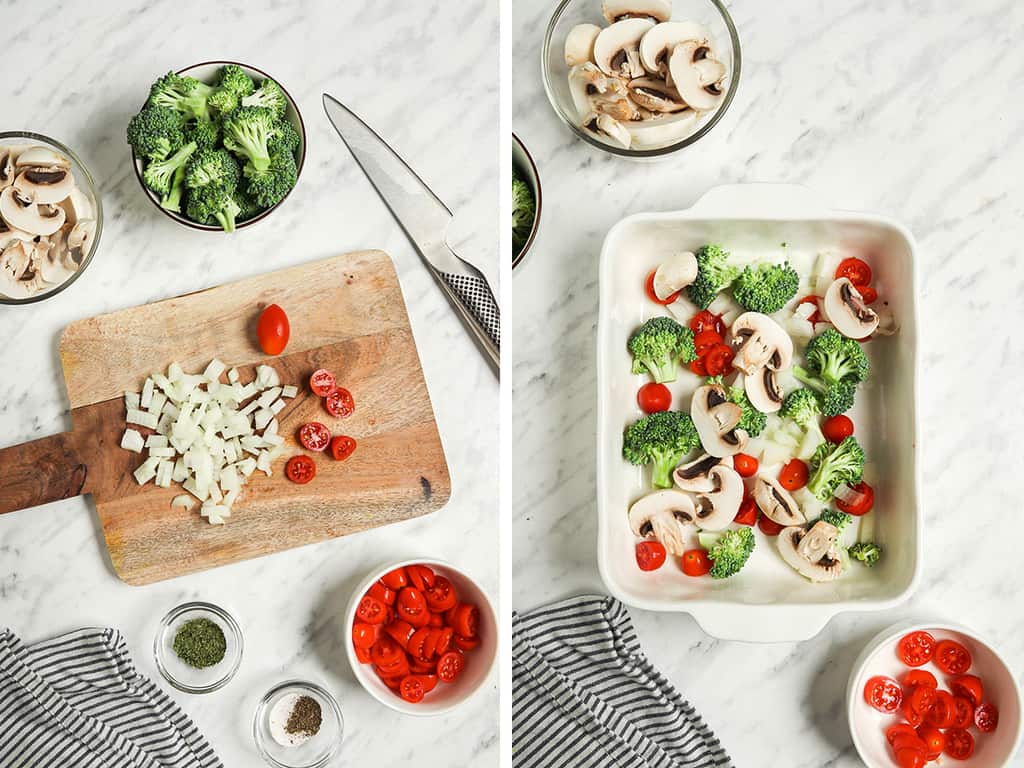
[0,433,88,515]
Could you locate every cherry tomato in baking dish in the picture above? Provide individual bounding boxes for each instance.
[975,702,999,733]
[757,514,784,536]
[688,357,708,376]
[897,631,936,667]
[864,675,903,714]
[689,310,726,336]
[836,481,874,516]
[644,270,680,305]
[949,674,983,706]
[943,728,975,760]
[437,650,465,683]
[310,368,336,397]
[681,549,712,577]
[858,285,878,304]
[299,422,331,452]
[330,435,357,461]
[257,304,290,355]
[693,330,724,357]
[934,639,972,675]
[734,495,758,526]
[822,415,854,443]
[703,344,734,377]
[733,453,758,478]
[835,257,872,286]
[635,540,667,571]
[637,383,672,414]
[285,455,316,484]
[778,459,809,491]
[324,387,355,418]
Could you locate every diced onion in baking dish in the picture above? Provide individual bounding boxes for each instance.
[121,360,291,525]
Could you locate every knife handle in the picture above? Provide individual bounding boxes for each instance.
[438,270,500,371]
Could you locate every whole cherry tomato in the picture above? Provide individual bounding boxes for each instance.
[256,304,290,355]
[637,383,672,414]
[681,549,712,577]
[636,540,667,571]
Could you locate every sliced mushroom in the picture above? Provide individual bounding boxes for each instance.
[13,166,75,205]
[0,187,66,236]
[594,18,654,79]
[691,384,748,457]
[565,23,603,67]
[0,238,42,299]
[639,21,709,80]
[625,109,698,147]
[602,0,671,24]
[652,251,698,300]
[627,77,686,112]
[583,112,632,149]
[628,489,696,556]
[753,476,806,526]
[669,40,726,111]
[0,148,16,190]
[729,312,794,374]
[58,187,94,228]
[692,465,744,531]
[823,277,879,339]
[743,368,783,413]
[673,453,733,492]
[66,219,96,265]
[14,146,71,169]
[569,64,636,121]
[777,522,844,582]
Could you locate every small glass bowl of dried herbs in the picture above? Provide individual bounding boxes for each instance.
[253,680,344,767]
[154,601,244,694]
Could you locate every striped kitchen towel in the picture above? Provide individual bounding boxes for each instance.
[513,595,733,768]
[0,627,222,768]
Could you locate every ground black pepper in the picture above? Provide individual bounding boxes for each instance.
[172,618,226,669]
[285,695,322,738]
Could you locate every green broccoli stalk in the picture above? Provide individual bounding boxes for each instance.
[186,184,242,233]
[793,328,869,416]
[142,141,197,198]
[807,436,865,502]
[708,527,755,579]
[147,72,214,123]
[780,389,825,443]
[185,149,241,191]
[161,165,187,213]
[849,542,882,567]
[817,509,852,533]
[687,244,740,309]
[628,317,696,384]
[127,106,185,161]
[732,262,800,314]
[243,151,298,208]
[512,170,536,256]
[241,78,288,119]
[223,106,275,172]
[623,411,700,489]
[267,120,301,156]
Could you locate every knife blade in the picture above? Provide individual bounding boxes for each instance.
[322,93,500,373]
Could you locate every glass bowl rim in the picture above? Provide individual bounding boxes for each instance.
[512,132,542,269]
[153,600,244,694]
[252,679,345,768]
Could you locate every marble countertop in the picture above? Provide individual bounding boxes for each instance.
[511,1,1024,765]
[1,1,498,765]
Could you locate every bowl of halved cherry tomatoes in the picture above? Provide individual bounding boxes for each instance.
[849,622,1022,767]
[346,559,497,715]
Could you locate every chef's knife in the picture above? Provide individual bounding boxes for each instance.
[322,94,500,374]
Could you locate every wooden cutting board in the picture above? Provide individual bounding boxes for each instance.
[0,250,450,585]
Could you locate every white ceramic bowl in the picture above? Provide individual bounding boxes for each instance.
[848,621,1022,767]
[596,183,921,641]
[344,559,497,716]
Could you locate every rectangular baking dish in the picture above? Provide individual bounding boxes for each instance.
[596,184,921,642]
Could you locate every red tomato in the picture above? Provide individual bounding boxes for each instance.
[934,640,972,675]
[324,387,355,418]
[926,689,956,728]
[859,285,878,304]
[352,622,376,649]
[452,603,479,638]
[256,304,290,355]
[406,565,436,591]
[399,675,425,703]
[901,701,924,727]
[428,613,444,628]
[797,295,822,324]
[644,270,681,305]
[822,415,854,443]
[437,650,465,683]
[397,588,430,627]
[733,453,758,478]
[836,481,874,516]
[688,357,708,376]
[835,257,872,286]
[383,620,415,649]
[329,435,357,461]
[975,702,999,733]
[902,670,937,689]
[943,728,975,760]
[356,595,387,625]
[734,495,758,526]
[689,310,726,336]
[354,644,372,664]
[285,455,316,484]
[864,675,903,714]
[309,369,336,397]
[681,549,712,576]
[454,635,480,651]
[693,329,724,357]
[758,514,784,536]
[418,673,439,693]
[636,540,667,571]
[408,627,432,662]
[952,696,974,728]
[370,636,403,667]
[381,567,408,590]
[431,627,453,656]
[637,383,672,414]
[703,344,734,376]
[891,733,928,754]
[949,674,983,706]
[778,459,809,491]
[894,748,926,768]
[915,726,944,760]
[410,657,435,675]
[424,576,458,612]
[886,724,919,746]
[898,631,936,667]
[298,422,331,452]
[907,685,936,715]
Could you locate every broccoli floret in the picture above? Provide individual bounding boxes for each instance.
[732,262,800,314]
[147,72,213,123]
[817,508,852,533]
[687,244,739,309]
[241,78,288,119]
[781,388,826,442]
[512,171,536,256]
[628,316,696,384]
[208,88,240,115]
[793,328,869,416]
[243,151,297,208]
[728,384,766,438]
[807,436,865,502]
[218,64,256,97]
[185,149,241,191]
[223,106,275,172]
[849,542,882,567]
[623,411,700,489]
[185,119,221,151]
[708,527,755,579]
[127,106,185,161]
[232,187,262,221]
[142,141,197,197]
[267,120,301,156]
[186,184,241,232]
[161,165,187,213]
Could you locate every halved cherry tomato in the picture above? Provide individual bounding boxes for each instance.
[352,622,376,649]
[898,631,936,667]
[859,285,878,304]
[418,673,439,693]
[975,702,999,733]
[894,748,926,768]
[934,639,972,675]
[797,295,821,324]
[836,257,872,286]
[257,304,290,355]
[943,728,975,760]
[949,674,982,706]
[429,613,444,627]
[381,567,408,590]
[688,357,708,376]
[636,540,667,571]
[703,344,734,376]
[758,514,784,536]
[891,734,928,755]
[836,481,874,516]
[779,459,809,491]
[399,675,425,703]
[902,670,937,690]
[454,635,480,651]
[299,422,331,452]
[330,435,357,461]
[309,369,336,397]
[952,696,974,728]
[452,603,479,638]
[377,672,402,690]
[324,387,355,418]
[424,576,458,612]
[733,453,758,478]
[908,685,936,715]
[637,383,672,414]
[357,595,387,625]
[645,270,681,305]
[822,415,854,443]
[355,645,372,664]
[285,455,316,484]
[406,565,436,591]
[901,700,924,727]
[886,724,919,746]
[915,726,944,760]
[693,329,724,357]
[397,587,430,627]
[383,620,415,649]
[368,581,396,606]
[681,549,712,576]
[370,636,403,667]
[435,627,454,656]
[410,658,435,675]
[689,310,726,336]
[408,627,432,662]
[734,495,758,526]
[864,675,903,714]
[437,650,465,683]
[925,689,956,728]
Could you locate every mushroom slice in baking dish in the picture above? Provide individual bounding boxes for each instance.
[669,40,727,112]
[565,23,603,67]
[753,476,805,526]
[652,251,698,300]
[602,0,672,24]
[691,383,748,457]
[729,312,793,374]
[639,21,710,81]
[692,465,744,531]
[594,18,654,80]
[823,277,879,339]
[777,521,845,582]
[673,453,733,492]
[743,368,784,414]
[628,489,696,556]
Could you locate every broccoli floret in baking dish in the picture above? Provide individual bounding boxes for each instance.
[623,411,700,490]
[627,316,695,384]
[707,527,755,580]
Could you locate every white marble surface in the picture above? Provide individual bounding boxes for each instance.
[512,1,1024,766]
[1,2,498,765]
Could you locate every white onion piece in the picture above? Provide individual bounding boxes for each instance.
[121,429,144,453]
[171,494,195,510]
[282,385,298,398]
[125,391,140,411]
[834,483,866,506]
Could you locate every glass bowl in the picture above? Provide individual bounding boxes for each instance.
[153,601,243,694]
[253,680,344,768]
[512,133,542,269]
[541,0,741,158]
[0,131,103,305]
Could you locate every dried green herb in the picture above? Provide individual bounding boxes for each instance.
[285,695,322,737]
[173,618,226,668]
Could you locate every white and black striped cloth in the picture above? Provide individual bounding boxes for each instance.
[0,627,222,768]
[513,595,733,768]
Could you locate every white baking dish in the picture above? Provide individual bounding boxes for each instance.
[596,184,921,642]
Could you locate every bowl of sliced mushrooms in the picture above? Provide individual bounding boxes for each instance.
[542,0,740,157]
[0,132,102,304]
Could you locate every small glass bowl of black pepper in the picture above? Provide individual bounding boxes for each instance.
[154,601,244,694]
[253,680,344,768]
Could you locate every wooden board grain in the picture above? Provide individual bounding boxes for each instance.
[0,250,450,585]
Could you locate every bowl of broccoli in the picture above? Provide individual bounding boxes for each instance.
[512,133,540,269]
[127,61,305,233]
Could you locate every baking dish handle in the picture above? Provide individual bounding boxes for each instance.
[687,183,832,218]
[688,605,835,643]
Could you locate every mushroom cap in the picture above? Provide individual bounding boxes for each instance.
[593,18,654,78]
[565,23,603,67]
[823,277,879,339]
[624,109,699,148]
[692,465,744,531]
[754,476,806,525]
[669,41,726,112]
[627,77,686,113]
[14,146,71,170]
[729,311,794,373]
[691,384,749,457]
[602,0,672,24]
[13,166,75,205]
[652,251,698,300]
[673,452,733,492]
[777,525,844,582]
[0,187,66,236]
[628,489,696,556]
[743,368,784,414]
[639,21,710,74]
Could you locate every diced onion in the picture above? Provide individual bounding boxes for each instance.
[126,409,159,429]
[141,378,154,408]
[834,483,867,507]
[121,429,144,453]
[281,385,298,398]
